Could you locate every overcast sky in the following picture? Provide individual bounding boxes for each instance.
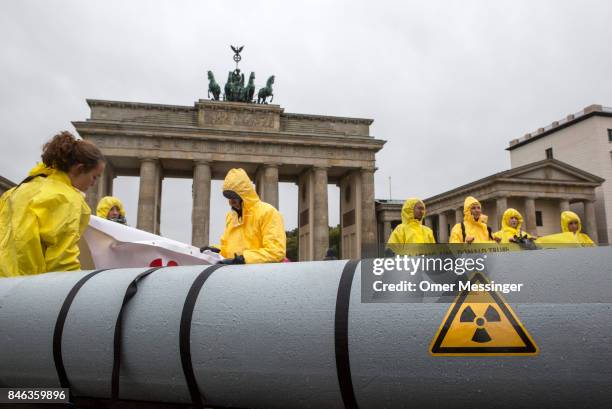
[1,0,611,244]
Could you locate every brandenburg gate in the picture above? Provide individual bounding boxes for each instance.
[74,99,385,260]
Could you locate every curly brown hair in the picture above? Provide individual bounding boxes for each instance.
[41,131,104,172]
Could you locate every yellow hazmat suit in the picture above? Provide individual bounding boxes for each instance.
[96,196,126,219]
[449,196,495,243]
[0,163,91,277]
[387,198,435,244]
[535,211,595,246]
[493,208,533,243]
[219,168,286,263]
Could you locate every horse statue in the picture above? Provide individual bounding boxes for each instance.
[257,75,275,104]
[236,71,245,101]
[207,71,221,101]
[224,71,232,101]
[244,72,256,102]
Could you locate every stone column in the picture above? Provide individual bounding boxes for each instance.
[360,168,377,258]
[339,171,360,260]
[438,212,448,243]
[262,164,279,209]
[137,158,160,233]
[495,196,508,231]
[154,164,163,235]
[191,161,211,247]
[383,221,392,243]
[255,169,263,199]
[524,197,537,234]
[584,200,598,243]
[455,208,464,225]
[104,164,115,197]
[85,181,100,211]
[86,162,114,211]
[312,167,329,260]
[298,174,312,261]
[559,199,570,213]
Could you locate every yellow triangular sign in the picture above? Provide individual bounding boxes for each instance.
[430,272,538,356]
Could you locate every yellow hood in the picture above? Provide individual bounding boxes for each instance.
[28,162,55,178]
[96,196,126,218]
[463,196,482,223]
[501,208,523,232]
[401,198,425,225]
[222,168,260,210]
[561,211,582,233]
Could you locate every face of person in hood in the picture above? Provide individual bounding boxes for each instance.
[509,216,519,228]
[413,202,425,221]
[228,197,242,212]
[470,203,481,221]
[107,206,121,220]
[568,220,579,233]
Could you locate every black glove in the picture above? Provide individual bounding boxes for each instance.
[110,216,127,225]
[384,247,396,258]
[220,254,245,265]
[200,246,221,253]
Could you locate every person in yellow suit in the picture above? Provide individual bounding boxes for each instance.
[387,198,435,244]
[96,196,127,225]
[536,211,595,246]
[493,208,534,243]
[0,131,105,277]
[202,168,286,264]
[449,196,499,243]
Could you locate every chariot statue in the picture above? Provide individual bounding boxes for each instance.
[205,45,275,104]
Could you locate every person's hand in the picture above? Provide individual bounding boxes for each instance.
[493,236,502,243]
[219,254,245,265]
[465,235,475,244]
[200,246,221,253]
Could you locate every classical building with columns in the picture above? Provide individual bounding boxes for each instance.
[375,199,403,245]
[74,99,385,261]
[0,175,16,196]
[507,104,612,243]
[377,159,604,243]
[376,104,611,245]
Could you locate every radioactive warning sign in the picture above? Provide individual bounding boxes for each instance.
[430,272,538,356]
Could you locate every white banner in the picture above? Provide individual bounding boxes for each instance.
[79,216,222,269]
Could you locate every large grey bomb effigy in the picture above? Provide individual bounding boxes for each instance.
[0,247,611,409]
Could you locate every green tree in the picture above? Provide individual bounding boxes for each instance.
[329,224,341,259]
[285,227,299,261]
[285,224,341,261]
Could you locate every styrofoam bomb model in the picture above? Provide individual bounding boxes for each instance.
[0,247,611,409]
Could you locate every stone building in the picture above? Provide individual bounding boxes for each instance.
[424,160,603,242]
[507,104,612,243]
[375,199,403,245]
[0,175,16,196]
[376,159,604,243]
[376,104,611,245]
[74,99,385,261]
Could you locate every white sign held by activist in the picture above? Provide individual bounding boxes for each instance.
[79,216,222,269]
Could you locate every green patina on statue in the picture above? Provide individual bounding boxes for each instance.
[257,75,275,104]
[206,45,275,104]
[207,71,221,101]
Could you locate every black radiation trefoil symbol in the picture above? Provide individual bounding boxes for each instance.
[430,272,539,356]
[459,305,501,343]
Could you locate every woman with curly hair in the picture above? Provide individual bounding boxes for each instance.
[0,131,105,277]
